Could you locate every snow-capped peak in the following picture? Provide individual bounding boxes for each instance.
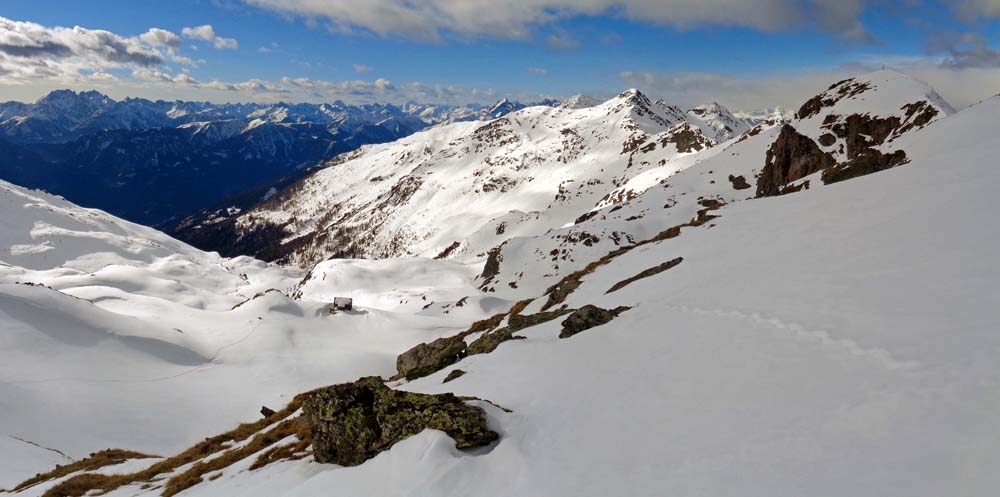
[687,101,753,141]
[559,94,600,109]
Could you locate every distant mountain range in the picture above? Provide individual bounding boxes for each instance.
[0,90,548,225]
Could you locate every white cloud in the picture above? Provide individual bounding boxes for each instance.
[241,0,877,42]
[353,63,373,73]
[546,28,579,49]
[139,28,181,48]
[950,0,1000,20]
[618,58,1000,112]
[132,67,199,85]
[0,16,172,84]
[928,31,1000,69]
[182,24,238,50]
[181,25,216,42]
[528,67,549,75]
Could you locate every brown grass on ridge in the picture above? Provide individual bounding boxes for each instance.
[35,396,305,497]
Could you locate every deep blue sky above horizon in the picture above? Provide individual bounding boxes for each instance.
[2,0,1000,109]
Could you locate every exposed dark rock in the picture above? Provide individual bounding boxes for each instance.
[467,308,576,355]
[822,149,909,185]
[442,369,466,383]
[728,174,751,190]
[508,309,574,332]
[478,244,505,290]
[606,257,683,294]
[434,241,461,260]
[543,279,582,311]
[827,114,901,160]
[260,406,276,418]
[303,377,498,466]
[574,210,599,225]
[395,336,468,380]
[663,123,713,153]
[756,125,836,198]
[896,101,939,136]
[468,327,524,355]
[559,305,630,339]
[818,133,837,147]
[796,79,872,119]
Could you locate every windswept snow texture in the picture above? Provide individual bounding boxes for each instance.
[2,70,998,497]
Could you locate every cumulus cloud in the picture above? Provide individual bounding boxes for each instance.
[618,58,1000,112]
[241,0,877,42]
[182,24,239,49]
[132,67,199,85]
[0,16,174,84]
[949,0,1000,20]
[353,63,373,73]
[139,28,181,48]
[929,31,1000,69]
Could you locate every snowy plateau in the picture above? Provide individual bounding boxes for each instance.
[1,69,998,497]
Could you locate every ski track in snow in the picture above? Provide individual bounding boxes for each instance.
[661,304,921,371]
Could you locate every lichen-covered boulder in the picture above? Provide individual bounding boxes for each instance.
[507,309,573,332]
[442,369,466,383]
[396,336,467,380]
[559,305,630,338]
[303,377,498,466]
[467,327,522,355]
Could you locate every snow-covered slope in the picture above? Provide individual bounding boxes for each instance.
[0,181,505,488]
[479,70,952,298]
[686,101,754,140]
[207,90,728,267]
[3,70,997,497]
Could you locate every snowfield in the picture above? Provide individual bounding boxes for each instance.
[1,70,998,497]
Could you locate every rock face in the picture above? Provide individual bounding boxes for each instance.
[442,369,466,383]
[821,149,909,185]
[606,257,683,294]
[395,336,467,380]
[468,327,523,355]
[756,125,836,197]
[560,305,630,339]
[303,377,498,466]
[728,174,751,190]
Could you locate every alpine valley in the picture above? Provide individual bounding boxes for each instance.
[0,90,543,226]
[1,69,998,497]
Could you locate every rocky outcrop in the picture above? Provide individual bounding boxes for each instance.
[825,114,901,160]
[395,336,467,380]
[606,257,683,294]
[663,123,714,153]
[728,174,751,190]
[443,369,466,383]
[468,327,523,355]
[821,149,908,185]
[559,305,630,339]
[797,78,873,119]
[303,377,498,466]
[756,125,836,197]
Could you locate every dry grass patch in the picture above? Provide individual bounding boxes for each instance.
[37,397,305,497]
[12,449,157,492]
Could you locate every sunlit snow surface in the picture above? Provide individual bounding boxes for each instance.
[2,71,998,496]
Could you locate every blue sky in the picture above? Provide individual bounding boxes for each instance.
[1,0,999,109]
